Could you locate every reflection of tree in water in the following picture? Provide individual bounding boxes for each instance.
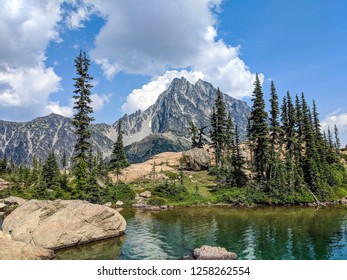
[148,206,347,260]
[129,208,220,259]
[53,206,347,260]
[211,206,347,260]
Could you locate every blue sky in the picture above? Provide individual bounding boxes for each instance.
[0,0,346,144]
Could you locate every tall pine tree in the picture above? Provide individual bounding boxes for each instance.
[210,88,227,167]
[72,50,94,161]
[249,74,270,181]
[71,50,95,194]
[110,120,129,182]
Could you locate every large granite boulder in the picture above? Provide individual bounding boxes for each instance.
[0,231,54,260]
[183,148,211,171]
[192,245,237,260]
[2,199,126,250]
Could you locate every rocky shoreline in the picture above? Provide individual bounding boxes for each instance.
[0,198,126,260]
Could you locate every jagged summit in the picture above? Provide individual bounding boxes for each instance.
[0,78,251,165]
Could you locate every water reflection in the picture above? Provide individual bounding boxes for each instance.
[11,206,347,260]
[55,236,125,260]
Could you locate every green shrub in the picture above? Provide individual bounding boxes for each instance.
[147,197,167,206]
[104,183,135,204]
[164,171,179,180]
[154,181,186,197]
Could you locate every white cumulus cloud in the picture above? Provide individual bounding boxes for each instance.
[91,93,110,112]
[83,0,259,114]
[65,0,97,30]
[122,70,204,114]
[45,101,73,117]
[0,0,67,121]
[321,111,347,146]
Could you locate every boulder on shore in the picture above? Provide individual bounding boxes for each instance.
[139,191,151,198]
[2,199,126,250]
[192,245,237,260]
[0,231,55,260]
[183,148,211,171]
[341,197,347,205]
[0,196,28,213]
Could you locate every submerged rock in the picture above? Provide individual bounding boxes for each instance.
[192,245,237,260]
[2,199,126,250]
[0,231,55,260]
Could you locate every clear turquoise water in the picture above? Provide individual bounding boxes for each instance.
[57,206,347,260]
[2,206,347,260]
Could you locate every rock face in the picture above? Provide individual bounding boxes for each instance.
[0,231,55,260]
[0,77,250,165]
[193,245,237,260]
[2,199,126,250]
[183,148,211,171]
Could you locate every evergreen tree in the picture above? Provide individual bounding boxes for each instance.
[197,126,207,148]
[323,130,327,144]
[301,93,320,191]
[286,92,296,156]
[72,158,89,198]
[334,124,341,149]
[0,155,7,174]
[268,81,282,181]
[42,151,60,189]
[249,74,270,181]
[61,151,67,176]
[327,126,333,148]
[71,50,95,196]
[231,125,247,187]
[295,94,303,141]
[210,88,227,167]
[280,96,288,143]
[110,120,129,169]
[269,81,281,147]
[179,156,184,186]
[225,112,235,156]
[30,155,41,184]
[294,94,304,168]
[97,150,107,176]
[189,121,199,148]
[71,50,94,161]
[312,100,323,140]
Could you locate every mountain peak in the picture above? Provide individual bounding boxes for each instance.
[0,78,251,165]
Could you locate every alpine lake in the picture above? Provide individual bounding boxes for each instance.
[1,206,347,260]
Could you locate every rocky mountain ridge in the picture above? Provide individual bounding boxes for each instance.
[0,77,251,165]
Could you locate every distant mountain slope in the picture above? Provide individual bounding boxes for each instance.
[0,77,251,165]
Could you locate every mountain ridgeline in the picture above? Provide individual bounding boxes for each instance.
[0,77,250,165]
